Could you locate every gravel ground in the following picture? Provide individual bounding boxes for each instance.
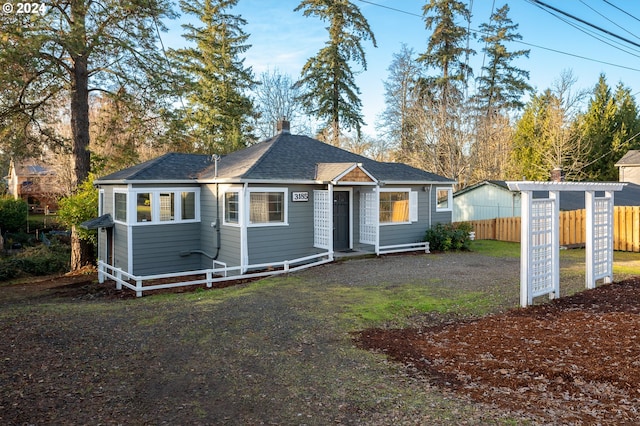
[0,251,611,425]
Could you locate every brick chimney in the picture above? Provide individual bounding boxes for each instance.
[276,118,290,134]
[550,167,564,182]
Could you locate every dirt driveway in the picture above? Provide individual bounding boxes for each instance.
[0,251,637,424]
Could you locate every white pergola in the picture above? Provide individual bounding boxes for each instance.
[506,181,626,307]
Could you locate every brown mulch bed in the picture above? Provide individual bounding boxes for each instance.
[356,276,640,424]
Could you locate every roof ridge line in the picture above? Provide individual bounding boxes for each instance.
[126,152,175,180]
[241,134,281,177]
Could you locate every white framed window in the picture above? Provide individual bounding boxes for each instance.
[181,192,196,220]
[379,188,418,225]
[99,189,105,216]
[223,191,240,225]
[114,191,127,223]
[113,188,200,225]
[248,188,288,226]
[159,192,175,221]
[436,187,453,212]
[136,192,152,222]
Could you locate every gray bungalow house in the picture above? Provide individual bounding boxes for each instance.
[91,122,455,278]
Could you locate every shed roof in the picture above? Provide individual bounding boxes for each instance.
[97,132,454,185]
[615,150,640,166]
[455,180,640,210]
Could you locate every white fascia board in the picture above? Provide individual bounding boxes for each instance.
[506,181,626,192]
[382,180,457,185]
[95,179,199,185]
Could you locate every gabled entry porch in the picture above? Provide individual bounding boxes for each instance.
[313,163,429,256]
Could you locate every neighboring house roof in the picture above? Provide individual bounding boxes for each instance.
[453,180,508,197]
[455,180,640,211]
[97,132,454,184]
[615,150,640,166]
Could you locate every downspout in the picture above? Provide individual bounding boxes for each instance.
[427,185,432,229]
[213,182,220,260]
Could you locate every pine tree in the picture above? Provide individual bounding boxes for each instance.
[579,75,640,180]
[468,4,531,184]
[294,0,376,145]
[173,0,257,154]
[474,4,532,114]
[418,0,475,108]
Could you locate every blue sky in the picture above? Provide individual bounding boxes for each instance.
[163,0,640,137]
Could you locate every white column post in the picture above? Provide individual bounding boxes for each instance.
[604,190,614,284]
[520,190,531,308]
[550,190,560,299]
[585,190,595,289]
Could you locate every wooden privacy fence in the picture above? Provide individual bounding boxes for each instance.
[456,206,640,252]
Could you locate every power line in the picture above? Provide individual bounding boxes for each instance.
[601,0,640,24]
[529,0,640,49]
[525,0,640,59]
[580,0,640,41]
[356,0,422,18]
[357,0,640,74]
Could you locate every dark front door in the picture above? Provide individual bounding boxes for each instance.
[333,191,350,251]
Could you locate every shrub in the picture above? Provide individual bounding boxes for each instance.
[0,197,28,232]
[0,244,70,281]
[425,222,473,252]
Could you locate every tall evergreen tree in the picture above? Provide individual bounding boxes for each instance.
[411,0,474,184]
[579,75,640,181]
[294,0,376,145]
[418,0,474,108]
[0,0,176,270]
[173,0,257,154]
[468,4,531,185]
[474,4,531,114]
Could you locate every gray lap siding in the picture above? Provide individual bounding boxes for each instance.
[200,184,241,268]
[131,223,201,275]
[113,223,128,272]
[247,184,325,265]
[378,185,452,247]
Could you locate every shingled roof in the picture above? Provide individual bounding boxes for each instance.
[97,153,212,182]
[615,150,640,166]
[97,132,454,184]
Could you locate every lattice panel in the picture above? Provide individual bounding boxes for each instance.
[359,190,377,245]
[313,190,331,249]
[529,199,554,297]
[592,197,613,279]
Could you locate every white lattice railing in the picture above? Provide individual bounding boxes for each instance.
[98,251,333,297]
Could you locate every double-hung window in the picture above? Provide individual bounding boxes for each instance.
[436,187,453,212]
[114,192,127,223]
[248,188,288,226]
[379,189,417,225]
[224,191,240,225]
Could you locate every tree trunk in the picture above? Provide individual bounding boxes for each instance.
[70,225,93,270]
[69,1,92,270]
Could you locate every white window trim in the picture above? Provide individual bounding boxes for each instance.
[436,187,453,212]
[247,187,289,227]
[223,189,241,227]
[114,187,201,226]
[99,189,105,216]
[379,188,416,226]
[113,190,128,224]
